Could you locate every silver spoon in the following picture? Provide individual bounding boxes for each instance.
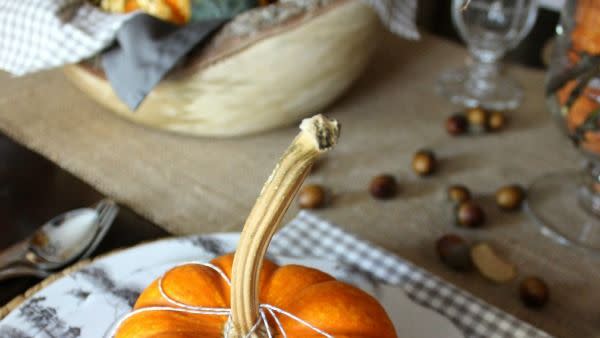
[0,199,118,278]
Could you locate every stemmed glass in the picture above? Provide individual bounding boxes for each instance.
[437,0,539,110]
[527,0,600,253]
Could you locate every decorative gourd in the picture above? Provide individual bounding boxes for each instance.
[111,115,397,338]
[100,0,191,24]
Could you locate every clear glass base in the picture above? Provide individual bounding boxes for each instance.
[436,67,523,110]
[526,170,600,253]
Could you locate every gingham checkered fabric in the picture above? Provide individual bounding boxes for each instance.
[0,0,131,76]
[270,211,554,338]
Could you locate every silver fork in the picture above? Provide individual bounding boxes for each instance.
[76,199,119,263]
[0,265,50,280]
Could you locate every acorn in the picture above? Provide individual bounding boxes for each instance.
[466,107,488,133]
[445,114,468,136]
[520,276,550,309]
[495,185,525,211]
[298,184,327,209]
[436,234,473,271]
[412,149,437,176]
[456,201,485,228]
[369,174,398,199]
[487,111,507,132]
[447,185,471,205]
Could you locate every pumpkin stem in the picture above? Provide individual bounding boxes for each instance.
[228,115,340,337]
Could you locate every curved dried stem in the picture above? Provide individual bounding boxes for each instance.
[228,115,340,337]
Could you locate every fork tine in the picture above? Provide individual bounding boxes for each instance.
[95,199,115,215]
[98,204,118,229]
[94,204,109,223]
[74,199,119,262]
[96,202,111,222]
[96,200,118,224]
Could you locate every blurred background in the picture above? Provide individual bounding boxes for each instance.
[0,0,563,312]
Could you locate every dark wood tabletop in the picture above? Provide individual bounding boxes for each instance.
[0,133,169,306]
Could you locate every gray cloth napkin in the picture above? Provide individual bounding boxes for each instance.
[101,15,227,110]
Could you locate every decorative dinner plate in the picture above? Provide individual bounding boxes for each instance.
[0,233,462,338]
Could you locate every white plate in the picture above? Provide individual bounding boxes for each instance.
[0,233,462,338]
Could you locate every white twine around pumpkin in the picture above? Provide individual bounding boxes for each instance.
[106,261,333,338]
[266,307,286,338]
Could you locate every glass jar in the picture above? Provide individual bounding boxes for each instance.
[528,0,600,252]
[547,0,600,158]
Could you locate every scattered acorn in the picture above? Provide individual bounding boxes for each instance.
[436,234,473,271]
[519,276,550,309]
[447,185,471,205]
[466,107,488,133]
[412,149,437,176]
[369,174,398,200]
[446,108,511,135]
[445,114,468,136]
[471,242,517,283]
[298,184,327,209]
[495,185,525,211]
[456,201,486,228]
[487,111,507,132]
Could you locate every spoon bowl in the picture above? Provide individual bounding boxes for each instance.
[29,208,99,269]
[0,199,118,277]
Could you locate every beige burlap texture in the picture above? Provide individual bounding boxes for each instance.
[0,32,597,337]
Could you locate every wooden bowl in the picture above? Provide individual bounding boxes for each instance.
[64,0,381,137]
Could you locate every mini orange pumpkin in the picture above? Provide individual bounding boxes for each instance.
[113,115,398,338]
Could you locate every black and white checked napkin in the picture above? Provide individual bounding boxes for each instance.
[270,211,553,338]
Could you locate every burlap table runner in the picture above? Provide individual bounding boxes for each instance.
[0,32,596,337]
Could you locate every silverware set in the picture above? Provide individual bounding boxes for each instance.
[0,199,118,281]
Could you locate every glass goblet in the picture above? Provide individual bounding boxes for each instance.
[437,0,539,110]
[527,0,600,253]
